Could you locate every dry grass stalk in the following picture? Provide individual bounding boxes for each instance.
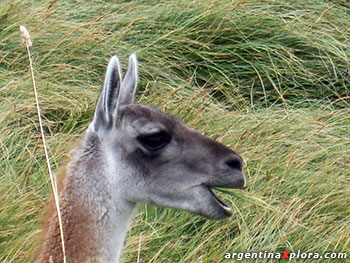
[137,233,142,263]
[19,25,67,263]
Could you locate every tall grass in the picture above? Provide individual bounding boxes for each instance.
[1,0,349,262]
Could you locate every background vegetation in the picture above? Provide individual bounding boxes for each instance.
[1,0,349,262]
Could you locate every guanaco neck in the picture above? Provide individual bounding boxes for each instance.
[37,133,137,263]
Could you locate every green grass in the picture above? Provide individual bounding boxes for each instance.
[1,0,350,262]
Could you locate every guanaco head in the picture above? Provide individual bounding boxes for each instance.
[88,54,246,219]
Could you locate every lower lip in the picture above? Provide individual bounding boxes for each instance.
[206,187,233,216]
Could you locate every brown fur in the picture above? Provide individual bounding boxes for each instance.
[35,174,99,263]
[34,140,101,263]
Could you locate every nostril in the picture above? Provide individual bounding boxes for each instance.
[225,157,242,171]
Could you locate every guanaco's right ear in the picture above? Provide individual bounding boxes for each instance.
[91,55,122,131]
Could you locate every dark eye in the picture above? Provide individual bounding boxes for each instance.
[137,131,172,151]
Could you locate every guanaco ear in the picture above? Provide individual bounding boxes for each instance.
[117,53,138,107]
[91,55,122,131]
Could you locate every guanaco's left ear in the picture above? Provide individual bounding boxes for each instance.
[117,53,139,107]
[91,55,122,131]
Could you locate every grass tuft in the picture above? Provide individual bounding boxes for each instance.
[1,0,349,262]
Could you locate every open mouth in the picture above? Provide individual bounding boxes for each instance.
[205,186,233,216]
